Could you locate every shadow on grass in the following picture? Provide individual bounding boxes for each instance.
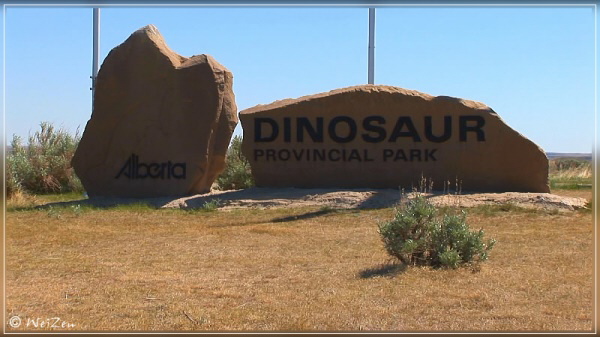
[207,208,357,228]
[355,189,401,209]
[270,208,339,223]
[29,187,402,212]
[359,262,408,279]
[32,198,160,211]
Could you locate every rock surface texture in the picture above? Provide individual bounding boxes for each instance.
[239,85,549,193]
[72,25,237,197]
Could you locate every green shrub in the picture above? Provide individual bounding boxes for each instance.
[378,194,496,269]
[215,135,254,190]
[549,158,590,172]
[5,159,21,198]
[6,122,83,195]
[200,199,221,212]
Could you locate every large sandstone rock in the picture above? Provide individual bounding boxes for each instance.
[239,85,549,193]
[72,25,237,197]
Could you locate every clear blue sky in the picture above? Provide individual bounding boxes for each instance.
[2,5,596,153]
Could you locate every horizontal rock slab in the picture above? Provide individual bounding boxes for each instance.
[72,25,237,197]
[239,85,550,193]
[36,189,586,212]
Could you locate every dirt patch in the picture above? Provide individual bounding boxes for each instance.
[420,191,589,211]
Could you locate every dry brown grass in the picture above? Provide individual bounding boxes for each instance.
[551,189,593,200]
[4,191,595,332]
[549,158,593,190]
[4,190,39,209]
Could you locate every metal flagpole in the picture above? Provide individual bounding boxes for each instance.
[368,7,375,84]
[91,8,100,105]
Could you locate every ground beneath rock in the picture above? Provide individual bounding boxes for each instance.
[41,188,589,212]
[163,188,588,212]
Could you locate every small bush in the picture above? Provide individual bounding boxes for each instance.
[215,135,254,190]
[5,160,21,198]
[46,205,62,219]
[200,199,221,212]
[378,194,496,269]
[6,122,83,195]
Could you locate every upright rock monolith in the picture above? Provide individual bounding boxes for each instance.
[239,85,550,193]
[72,25,238,197]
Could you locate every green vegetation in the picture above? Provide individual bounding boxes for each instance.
[378,194,496,269]
[6,122,83,196]
[549,158,592,190]
[5,123,257,199]
[200,199,221,211]
[215,135,255,190]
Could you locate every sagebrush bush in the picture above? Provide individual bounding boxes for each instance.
[378,194,496,268]
[6,122,83,195]
[5,160,20,198]
[549,158,591,172]
[215,135,254,190]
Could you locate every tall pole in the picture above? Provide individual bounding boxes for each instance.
[92,8,100,105]
[368,7,375,84]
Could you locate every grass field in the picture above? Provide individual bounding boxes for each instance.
[4,188,595,332]
[549,158,593,190]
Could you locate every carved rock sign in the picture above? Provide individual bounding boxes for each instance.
[72,25,238,197]
[240,85,550,193]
